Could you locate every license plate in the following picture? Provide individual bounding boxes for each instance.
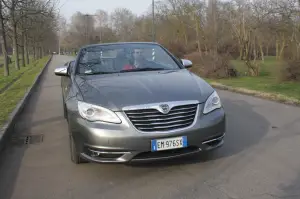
[151,136,187,151]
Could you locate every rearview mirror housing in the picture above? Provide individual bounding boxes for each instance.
[54,66,69,76]
[181,59,193,68]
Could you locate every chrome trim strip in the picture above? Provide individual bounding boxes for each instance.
[88,148,130,154]
[80,153,128,163]
[122,100,200,111]
[202,133,225,145]
[80,151,139,163]
[203,139,224,151]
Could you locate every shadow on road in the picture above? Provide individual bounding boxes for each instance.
[128,98,270,168]
[279,172,300,198]
[0,63,52,199]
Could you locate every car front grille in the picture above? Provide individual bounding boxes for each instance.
[124,103,198,132]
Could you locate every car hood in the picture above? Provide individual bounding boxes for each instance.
[75,70,214,111]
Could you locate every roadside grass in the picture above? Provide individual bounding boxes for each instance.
[0,55,34,91]
[230,56,282,76]
[0,56,49,127]
[206,56,300,102]
[0,65,30,91]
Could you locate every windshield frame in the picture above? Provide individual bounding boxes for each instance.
[74,43,185,76]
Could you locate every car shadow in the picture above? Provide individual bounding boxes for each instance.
[279,172,300,198]
[128,98,271,168]
[0,62,58,199]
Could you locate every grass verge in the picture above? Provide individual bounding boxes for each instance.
[203,56,300,106]
[206,76,300,100]
[206,79,300,106]
[0,56,34,91]
[0,56,49,126]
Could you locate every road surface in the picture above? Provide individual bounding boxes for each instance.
[1,55,300,199]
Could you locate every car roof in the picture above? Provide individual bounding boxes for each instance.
[81,42,161,49]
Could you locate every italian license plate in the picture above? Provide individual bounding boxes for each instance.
[151,136,187,152]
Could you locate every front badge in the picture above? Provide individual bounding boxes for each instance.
[159,104,170,114]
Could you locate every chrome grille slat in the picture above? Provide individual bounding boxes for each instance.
[138,121,193,130]
[126,106,196,115]
[130,113,195,122]
[124,103,198,132]
[126,110,160,115]
[126,110,195,118]
[169,106,196,111]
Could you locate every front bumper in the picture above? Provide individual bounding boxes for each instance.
[68,105,226,163]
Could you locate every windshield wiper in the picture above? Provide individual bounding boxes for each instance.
[83,71,117,75]
[120,67,165,73]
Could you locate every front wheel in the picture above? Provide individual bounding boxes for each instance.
[69,134,89,164]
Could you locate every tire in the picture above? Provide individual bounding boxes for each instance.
[62,89,67,119]
[69,134,89,164]
[63,102,67,119]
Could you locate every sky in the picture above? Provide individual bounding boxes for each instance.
[58,0,154,21]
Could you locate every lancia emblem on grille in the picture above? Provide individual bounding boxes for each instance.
[159,104,170,114]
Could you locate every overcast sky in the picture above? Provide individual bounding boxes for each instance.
[58,0,154,21]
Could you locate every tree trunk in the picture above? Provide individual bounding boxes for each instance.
[25,34,29,64]
[260,44,264,62]
[279,40,285,60]
[12,22,20,70]
[38,47,40,59]
[35,46,39,59]
[0,1,9,76]
[21,32,25,67]
[239,46,243,60]
[33,45,36,60]
[1,43,9,76]
[194,15,202,55]
[276,40,279,60]
[39,47,42,59]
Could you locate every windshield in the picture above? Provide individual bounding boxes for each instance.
[76,43,182,75]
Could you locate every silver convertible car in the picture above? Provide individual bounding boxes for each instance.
[54,42,226,164]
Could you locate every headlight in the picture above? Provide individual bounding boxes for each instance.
[78,101,121,124]
[203,91,222,114]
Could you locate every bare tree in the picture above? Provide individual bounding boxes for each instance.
[0,0,9,75]
[0,0,60,76]
[111,8,136,41]
[95,9,108,42]
[57,0,300,79]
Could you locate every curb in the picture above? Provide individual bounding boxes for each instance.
[210,82,300,107]
[0,55,53,152]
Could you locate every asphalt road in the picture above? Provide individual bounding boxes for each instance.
[1,55,300,199]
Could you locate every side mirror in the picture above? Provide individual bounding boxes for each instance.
[54,66,69,76]
[181,59,193,68]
